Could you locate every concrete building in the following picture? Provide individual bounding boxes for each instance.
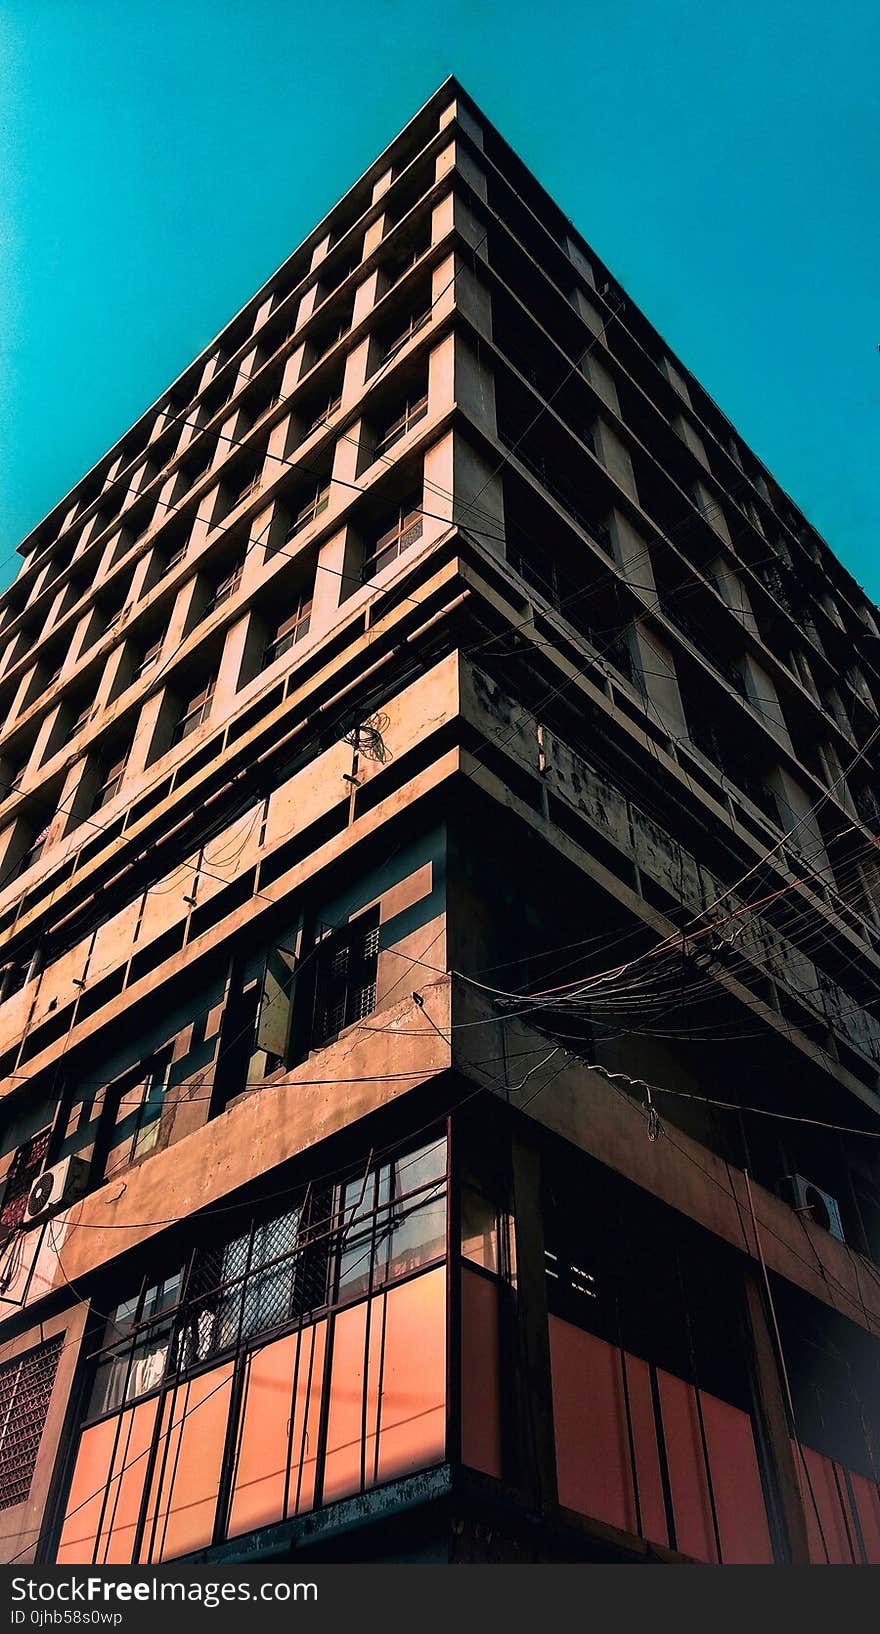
[1,78,879,1566]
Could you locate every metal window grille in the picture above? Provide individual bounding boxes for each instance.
[1,1129,51,1231]
[0,1338,62,1509]
[312,914,380,1047]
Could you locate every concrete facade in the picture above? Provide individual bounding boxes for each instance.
[0,79,879,1567]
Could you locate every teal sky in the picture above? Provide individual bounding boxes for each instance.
[1,0,877,600]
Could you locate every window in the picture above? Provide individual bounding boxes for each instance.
[92,746,130,812]
[311,911,380,1047]
[59,1136,446,1563]
[163,541,187,575]
[18,823,51,877]
[172,677,215,744]
[382,307,430,365]
[205,559,244,614]
[228,467,262,510]
[262,593,312,667]
[363,500,423,580]
[182,449,211,489]
[374,392,428,458]
[85,1133,444,1417]
[305,391,342,437]
[134,635,163,680]
[70,698,94,736]
[288,483,330,538]
[251,390,282,426]
[311,309,352,364]
[0,1129,51,1231]
[0,1338,63,1510]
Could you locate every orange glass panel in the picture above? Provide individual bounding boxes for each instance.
[622,1352,668,1548]
[139,1364,233,1563]
[374,1266,446,1484]
[549,1317,635,1533]
[322,1301,373,1504]
[700,1391,773,1563]
[796,1444,858,1564]
[56,1400,158,1565]
[657,1370,718,1561]
[228,1321,326,1538]
[460,1268,503,1478]
[851,1472,880,1564]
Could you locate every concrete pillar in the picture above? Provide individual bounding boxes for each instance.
[660,355,692,406]
[609,511,656,599]
[593,419,638,503]
[507,1133,558,1507]
[41,582,80,639]
[673,413,710,470]
[252,292,277,335]
[743,1271,810,1563]
[295,282,324,333]
[431,190,484,262]
[768,766,832,877]
[309,232,332,274]
[128,687,178,778]
[280,343,308,400]
[198,351,224,394]
[313,525,361,623]
[433,252,491,341]
[711,554,758,635]
[92,642,133,716]
[28,703,69,776]
[371,166,393,205]
[584,354,619,416]
[695,481,733,547]
[438,138,487,201]
[341,336,377,409]
[630,622,688,738]
[162,575,203,660]
[451,331,496,438]
[53,757,98,843]
[332,420,363,491]
[742,654,793,751]
[362,211,388,260]
[565,236,597,287]
[215,611,264,713]
[352,269,382,330]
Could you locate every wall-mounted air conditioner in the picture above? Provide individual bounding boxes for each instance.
[780,1173,845,1242]
[25,1156,89,1222]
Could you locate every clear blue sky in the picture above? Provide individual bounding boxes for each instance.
[1,0,877,599]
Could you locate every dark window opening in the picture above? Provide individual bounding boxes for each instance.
[311,910,380,1047]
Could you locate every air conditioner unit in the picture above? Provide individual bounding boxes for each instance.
[780,1173,845,1242]
[25,1156,89,1222]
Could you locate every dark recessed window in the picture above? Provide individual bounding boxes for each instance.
[312,912,380,1047]
[374,393,428,459]
[172,677,215,744]
[262,593,313,667]
[363,498,423,580]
